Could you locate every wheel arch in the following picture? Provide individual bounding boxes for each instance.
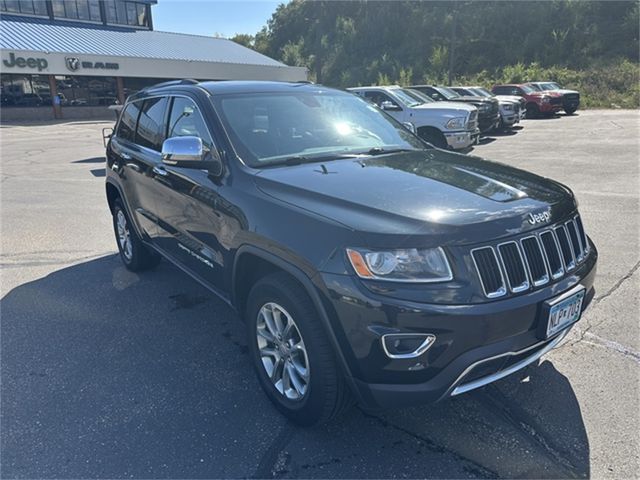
[231,245,364,404]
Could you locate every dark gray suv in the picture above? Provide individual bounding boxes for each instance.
[105,80,597,425]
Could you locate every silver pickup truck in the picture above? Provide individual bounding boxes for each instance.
[348,85,479,150]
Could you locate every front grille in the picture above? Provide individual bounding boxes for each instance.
[564,93,580,102]
[497,242,529,292]
[472,214,590,298]
[521,236,550,286]
[471,247,506,298]
[467,110,478,130]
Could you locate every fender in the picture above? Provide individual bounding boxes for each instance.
[232,244,365,404]
[105,178,148,243]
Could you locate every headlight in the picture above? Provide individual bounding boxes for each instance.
[346,247,453,283]
[541,96,550,103]
[445,117,466,130]
[503,104,513,111]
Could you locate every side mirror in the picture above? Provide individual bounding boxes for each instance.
[380,101,401,111]
[161,136,223,176]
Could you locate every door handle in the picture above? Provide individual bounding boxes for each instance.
[121,152,132,160]
[152,165,168,176]
[125,163,141,172]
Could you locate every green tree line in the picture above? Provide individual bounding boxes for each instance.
[232,1,640,108]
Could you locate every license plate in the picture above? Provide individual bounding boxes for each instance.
[544,287,585,338]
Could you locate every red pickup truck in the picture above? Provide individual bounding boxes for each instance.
[491,84,563,118]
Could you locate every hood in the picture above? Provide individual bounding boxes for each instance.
[413,101,476,114]
[450,96,496,106]
[254,150,576,246]
[555,89,579,95]
[530,90,563,98]
[495,95,522,104]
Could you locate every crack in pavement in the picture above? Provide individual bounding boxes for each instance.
[562,260,640,354]
[480,386,587,478]
[251,424,295,479]
[359,408,500,479]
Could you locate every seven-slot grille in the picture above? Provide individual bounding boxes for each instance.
[467,110,478,130]
[471,214,590,298]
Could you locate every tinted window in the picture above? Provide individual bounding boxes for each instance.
[117,101,141,142]
[363,91,397,108]
[135,97,168,151]
[213,90,427,167]
[167,97,214,151]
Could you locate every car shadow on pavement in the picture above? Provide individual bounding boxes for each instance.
[1,255,589,479]
[71,156,106,164]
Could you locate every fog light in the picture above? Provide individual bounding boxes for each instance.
[381,334,436,359]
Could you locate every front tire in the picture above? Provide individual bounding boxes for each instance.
[112,198,160,272]
[246,272,352,426]
[418,128,448,149]
[564,107,577,115]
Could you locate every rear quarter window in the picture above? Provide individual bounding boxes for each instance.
[135,97,168,151]
[116,102,141,142]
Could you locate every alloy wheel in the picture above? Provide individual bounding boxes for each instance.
[116,209,133,261]
[256,302,310,401]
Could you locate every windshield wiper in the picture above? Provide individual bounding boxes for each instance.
[365,147,421,156]
[280,153,360,166]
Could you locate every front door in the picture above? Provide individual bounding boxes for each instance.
[149,96,228,292]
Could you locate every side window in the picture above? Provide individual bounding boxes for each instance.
[167,97,214,151]
[512,88,523,96]
[116,101,142,142]
[135,96,168,151]
[363,91,397,108]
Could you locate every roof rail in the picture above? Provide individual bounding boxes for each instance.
[143,79,199,91]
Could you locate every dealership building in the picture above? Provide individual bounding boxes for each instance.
[0,0,307,121]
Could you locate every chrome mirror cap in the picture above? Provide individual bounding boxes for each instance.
[161,136,204,165]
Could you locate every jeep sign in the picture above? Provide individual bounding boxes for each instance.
[2,52,48,71]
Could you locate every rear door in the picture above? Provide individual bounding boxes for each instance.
[149,95,228,291]
[109,98,168,237]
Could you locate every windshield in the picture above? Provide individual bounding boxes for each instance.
[526,84,542,92]
[521,85,536,94]
[403,88,434,104]
[470,87,491,97]
[212,90,427,167]
[541,82,561,90]
[389,89,423,107]
[435,87,461,99]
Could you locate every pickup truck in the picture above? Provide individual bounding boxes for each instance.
[527,82,580,115]
[492,84,563,118]
[450,86,523,130]
[409,85,500,133]
[348,85,479,150]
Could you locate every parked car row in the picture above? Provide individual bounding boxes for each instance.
[347,81,579,151]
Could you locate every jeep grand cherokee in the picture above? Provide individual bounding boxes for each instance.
[105,80,597,425]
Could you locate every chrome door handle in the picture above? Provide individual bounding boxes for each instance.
[120,152,132,160]
[152,165,168,176]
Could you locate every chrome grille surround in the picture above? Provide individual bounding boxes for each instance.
[472,214,590,298]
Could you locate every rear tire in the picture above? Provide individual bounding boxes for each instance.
[112,198,160,272]
[418,128,448,149]
[246,272,352,426]
[526,103,540,119]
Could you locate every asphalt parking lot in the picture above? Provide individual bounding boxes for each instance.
[1,110,638,479]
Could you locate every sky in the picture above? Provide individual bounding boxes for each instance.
[153,0,285,39]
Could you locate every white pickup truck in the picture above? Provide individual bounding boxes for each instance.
[348,86,479,150]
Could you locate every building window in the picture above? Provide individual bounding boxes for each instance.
[0,0,48,16]
[1,74,51,107]
[55,76,118,106]
[50,0,102,21]
[104,0,149,27]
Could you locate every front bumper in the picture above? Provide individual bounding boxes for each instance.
[318,244,597,409]
[444,129,479,150]
[499,109,518,127]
